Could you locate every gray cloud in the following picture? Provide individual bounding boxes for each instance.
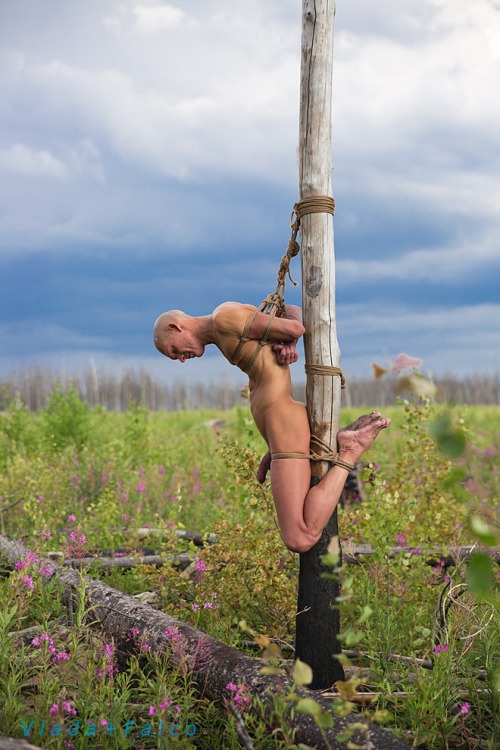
[1,0,499,381]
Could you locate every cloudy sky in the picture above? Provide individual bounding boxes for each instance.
[1,0,499,388]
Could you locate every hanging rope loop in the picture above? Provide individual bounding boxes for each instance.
[259,195,335,318]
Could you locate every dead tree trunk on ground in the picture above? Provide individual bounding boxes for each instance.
[0,535,410,750]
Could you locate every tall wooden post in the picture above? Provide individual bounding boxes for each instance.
[295,0,344,690]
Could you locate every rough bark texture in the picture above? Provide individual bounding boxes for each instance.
[0,535,411,750]
[296,0,344,690]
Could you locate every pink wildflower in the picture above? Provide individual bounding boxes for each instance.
[391,353,423,372]
[159,700,173,710]
[67,514,76,522]
[136,482,146,493]
[194,558,207,572]
[165,626,180,642]
[54,651,70,662]
[460,702,470,715]
[49,704,59,715]
[148,706,155,717]
[434,644,449,654]
[191,603,200,611]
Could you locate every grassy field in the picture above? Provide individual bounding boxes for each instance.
[0,387,499,749]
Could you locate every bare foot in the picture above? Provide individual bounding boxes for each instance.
[337,412,391,465]
[256,451,272,483]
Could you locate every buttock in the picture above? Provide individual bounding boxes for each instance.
[261,399,310,455]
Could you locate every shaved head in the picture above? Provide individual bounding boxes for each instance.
[153,309,187,353]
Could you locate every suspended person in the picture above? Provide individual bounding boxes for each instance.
[153,302,390,553]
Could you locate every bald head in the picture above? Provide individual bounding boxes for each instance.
[153,310,187,354]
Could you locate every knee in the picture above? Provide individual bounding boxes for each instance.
[282,531,320,554]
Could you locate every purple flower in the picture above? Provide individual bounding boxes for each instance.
[460,702,470,715]
[67,514,76,523]
[434,644,449,654]
[136,482,146,493]
[54,651,70,662]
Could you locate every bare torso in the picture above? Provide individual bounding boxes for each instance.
[212,303,310,454]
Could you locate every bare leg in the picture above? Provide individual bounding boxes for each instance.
[271,413,391,553]
[259,412,383,484]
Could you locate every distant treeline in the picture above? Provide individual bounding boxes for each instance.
[1,366,499,412]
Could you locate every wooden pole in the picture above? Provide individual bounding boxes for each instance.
[295,0,344,690]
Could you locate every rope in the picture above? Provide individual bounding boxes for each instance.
[259,194,335,319]
[264,196,347,468]
[305,363,345,389]
[272,437,354,471]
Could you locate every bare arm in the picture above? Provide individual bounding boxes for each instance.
[271,305,303,366]
[246,306,304,346]
[212,302,304,366]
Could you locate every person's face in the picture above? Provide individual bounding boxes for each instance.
[163,329,204,363]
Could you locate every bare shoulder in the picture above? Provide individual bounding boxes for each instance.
[212,302,256,336]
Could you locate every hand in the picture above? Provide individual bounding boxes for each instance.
[272,341,299,366]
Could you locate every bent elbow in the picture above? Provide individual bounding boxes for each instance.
[291,322,305,339]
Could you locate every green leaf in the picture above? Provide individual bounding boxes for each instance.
[336,729,354,742]
[428,413,466,458]
[292,658,313,686]
[357,605,373,625]
[296,698,321,716]
[467,552,495,595]
[321,553,341,567]
[372,709,392,724]
[314,711,334,729]
[437,430,466,458]
[259,666,285,676]
[493,666,500,695]
[334,652,353,666]
[469,515,498,546]
[442,466,467,489]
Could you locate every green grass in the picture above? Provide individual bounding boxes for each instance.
[0,388,499,748]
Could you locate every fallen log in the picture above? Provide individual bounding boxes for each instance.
[53,543,500,573]
[0,739,44,750]
[136,528,218,546]
[59,553,192,571]
[342,544,500,567]
[0,534,411,750]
